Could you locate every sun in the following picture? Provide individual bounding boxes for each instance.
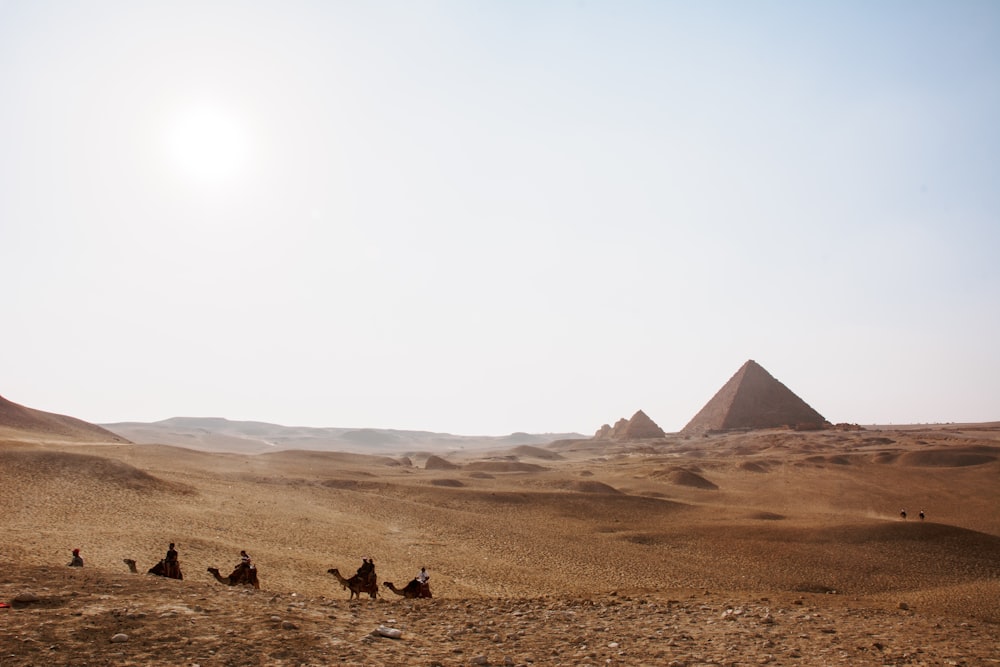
[165,104,250,184]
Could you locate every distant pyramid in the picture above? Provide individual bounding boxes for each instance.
[681,360,827,434]
[594,409,666,440]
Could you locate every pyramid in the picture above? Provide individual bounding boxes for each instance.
[681,360,827,434]
[594,410,666,440]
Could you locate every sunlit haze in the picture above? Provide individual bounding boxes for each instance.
[2,1,999,434]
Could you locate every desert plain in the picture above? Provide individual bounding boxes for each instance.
[1,407,999,666]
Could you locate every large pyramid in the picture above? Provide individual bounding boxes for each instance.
[681,360,827,434]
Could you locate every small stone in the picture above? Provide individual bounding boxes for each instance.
[13,592,39,603]
[898,602,909,610]
[270,615,282,622]
[110,633,129,643]
[281,621,297,630]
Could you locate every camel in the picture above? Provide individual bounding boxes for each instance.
[123,558,183,580]
[207,565,260,589]
[383,579,432,599]
[327,568,378,599]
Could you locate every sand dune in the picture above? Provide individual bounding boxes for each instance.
[0,395,129,443]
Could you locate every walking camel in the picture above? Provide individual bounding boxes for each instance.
[327,568,378,599]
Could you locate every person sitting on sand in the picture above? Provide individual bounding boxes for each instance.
[68,548,83,567]
[919,510,925,520]
[900,509,907,520]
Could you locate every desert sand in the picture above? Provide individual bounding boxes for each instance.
[2,416,999,665]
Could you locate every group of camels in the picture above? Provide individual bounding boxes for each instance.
[121,557,431,599]
[327,566,433,600]
[122,558,260,589]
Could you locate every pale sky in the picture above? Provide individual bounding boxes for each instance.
[2,1,999,435]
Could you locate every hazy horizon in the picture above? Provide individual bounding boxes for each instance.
[3,1,999,435]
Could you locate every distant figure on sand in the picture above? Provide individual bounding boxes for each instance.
[68,548,83,567]
[919,510,925,520]
[900,509,907,520]
[163,542,181,579]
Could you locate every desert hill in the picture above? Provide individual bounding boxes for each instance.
[102,416,584,455]
[0,394,129,443]
[2,422,999,664]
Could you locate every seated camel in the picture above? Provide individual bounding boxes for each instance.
[383,579,432,599]
[207,564,260,589]
[327,568,378,599]
[123,558,183,580]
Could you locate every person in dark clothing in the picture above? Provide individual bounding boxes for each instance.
[357,557,376,587]
[237,550,254,572]
[163,542,180,579]
[68,548,83,567]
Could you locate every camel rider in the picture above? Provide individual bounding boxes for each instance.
[357,558,375,586]
[68,548,83,567]
[416,567,429,593]
[164,542,180,579]
[238,550,254,571]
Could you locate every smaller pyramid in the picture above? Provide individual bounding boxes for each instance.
[594,410,666,440]
[681,360,827,434]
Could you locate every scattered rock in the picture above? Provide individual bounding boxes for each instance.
[375,625,402,639]
[13,592,39,603]
[110,633,128,643]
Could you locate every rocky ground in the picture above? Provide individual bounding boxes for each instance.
[2,563,998,666]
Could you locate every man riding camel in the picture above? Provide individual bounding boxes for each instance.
[163,542,181,579]
[357,557,376,587]
[237,550,254,572]
[415,566,430,595]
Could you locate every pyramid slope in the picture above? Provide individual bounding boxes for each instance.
[621,410,666,439]
[681,360,826,434]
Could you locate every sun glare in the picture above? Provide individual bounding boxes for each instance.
[166,105,249,184]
